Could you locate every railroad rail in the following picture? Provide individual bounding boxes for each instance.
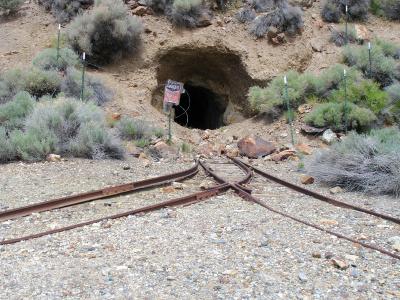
[1,157,399,260]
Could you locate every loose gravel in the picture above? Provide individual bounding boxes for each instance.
[1,157,399,299]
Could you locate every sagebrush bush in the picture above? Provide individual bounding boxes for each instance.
[33,48,79,71]
[381,0,400,20]
[343,44,398,87]
[68,0,143,64]
[248,65,361,114]
[306,128,400,196]
[305,101,376,131]
[329,79,388,114]
[60,67,112,105]
[386,83,400,122]
[0,92,35,132]
[169,0,209,28]
[0,0,23,15]
[147,0,173,13]
[38,0,94,23]
[116,116,152,140]
[236,6,256,23]
[321,0,370,22]
[249,1,303,37]
[330,25,357,47]
[15,97,124,160]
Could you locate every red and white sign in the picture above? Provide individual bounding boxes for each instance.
[163,80,184,105]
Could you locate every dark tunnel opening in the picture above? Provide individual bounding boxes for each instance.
[174,83,227,130]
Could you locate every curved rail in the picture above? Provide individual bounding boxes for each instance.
[0,161,199,222]
[235,158,400,225]
[201,158,400,260]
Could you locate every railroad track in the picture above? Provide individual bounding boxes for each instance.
[1,157,399,260]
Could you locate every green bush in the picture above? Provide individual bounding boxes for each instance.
[116,116,152,140]
[306,127,400,196]
[0,0,23,15]
[68,0,143,64]
[32,48,79,71]
[0,69,27,103]
[0,92,36,132]
[305,102,376,131]
[329,79,388,114]
[343,44,398,87]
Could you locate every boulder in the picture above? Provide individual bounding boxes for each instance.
[46,154,61,162]
[301,125,325,134]
[321,129,338,144]
[237,136,276,158]
[354,25,370,42]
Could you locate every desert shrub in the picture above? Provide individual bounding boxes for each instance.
[343,45,397,87]
[11,97,124,161]
[0,0,23,15]
[321,0,370,23]
[154,128,164,138]
[169,0,209,28]
[386,83,400,122]
[38,0,94,23]
[0,127,16,162]
[0,92,36,132]
[306,128,400,196]
[135,138,150,148]
[248,70,306,113]
[181,142,191,153]
[387,83,400,103]
[68,0,143,64]
[236,6,256,23]
[374,38,400,59]
[305,101,376,131]
[370,0,382,15]
[381,0,400,20]
[23,68,61,98]
[60,67,112,105]
[116,116,152,140]
[0,68,61,101]
[329,79,388,114]
[330,25,357,47]
[249,1,303,37]
[147,0,173,13]
[32,48,79,71]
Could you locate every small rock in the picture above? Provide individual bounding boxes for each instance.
[332,258,349,270]
[312,252,322,258]
[111,113,121,121]
[344,254,359,262]
[297,103,312,114]
[162,186,175,193]
[46,154,61,162]
[330,186,343,194]
[199,181,213,190]
[271,149,296,162]
[301,125,325,134]
[298,272,308,282]
[300,175,314,185]
[132,6,148,16]
[325,252,334,259]
[311,39,324,52]
[172,182,185,190]
[354,24,370,42]
[196,13,212,27]
[321,129,337,144]
[296,143,313,155]
[267,27,279,40]
[388,236,400,252]
[122,166,131,170]
[319,218,338,226]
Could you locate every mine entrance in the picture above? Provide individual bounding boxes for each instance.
[174,83,227,130]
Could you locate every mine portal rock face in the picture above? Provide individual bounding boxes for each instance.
[237,135,276,158]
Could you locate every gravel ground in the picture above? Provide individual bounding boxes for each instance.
[1,157,399,299]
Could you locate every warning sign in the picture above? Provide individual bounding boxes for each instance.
[163,80,183,105]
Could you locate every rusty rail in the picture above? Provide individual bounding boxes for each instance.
[0,161,199,222]
[200,159,400,260]
[235,158,400,225]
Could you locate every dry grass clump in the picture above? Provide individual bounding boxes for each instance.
[306,128,400,196]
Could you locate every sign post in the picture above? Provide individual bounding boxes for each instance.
[345,5,348,45]
[343,69,348,133]
[80,52,86,101]
[284,75,295,146]
[57,24,61,61]
[368,42,372,78]
[163,80,184,144]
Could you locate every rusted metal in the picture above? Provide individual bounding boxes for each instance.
[0,183,231,246]
[0,161,199,222]
[200,159,400,260]
[235,158,400,225]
